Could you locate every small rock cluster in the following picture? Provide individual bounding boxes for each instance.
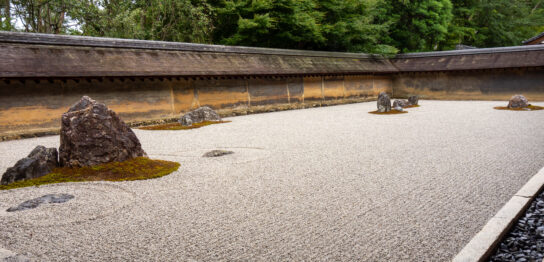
[179,106,222,126]
[508,95,530,109]
[489,190,544,261]
[1,96,147,185]
[377,92,419,112]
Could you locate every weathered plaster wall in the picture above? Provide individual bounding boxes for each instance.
[393,68,544,101]
[2,67,543,139]
[0,75,392,139]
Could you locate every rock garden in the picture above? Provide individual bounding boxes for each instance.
[139,106,230,130]
[0,96,180,190]
[369,92,418,114]
[494,95,544,111]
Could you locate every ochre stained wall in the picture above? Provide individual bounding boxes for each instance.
[393,68,544,101]
[0,75,392,138]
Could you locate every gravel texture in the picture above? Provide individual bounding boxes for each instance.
[489,190,544,261]
[0,100,543,261]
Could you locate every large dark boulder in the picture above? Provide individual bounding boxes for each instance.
[408,95,419,106]
[377,92,391,112]
[59,96,146,167]
[393,99,409,108]
[507,95,529,109]
[179,106,221,126]
[1,146,58,185]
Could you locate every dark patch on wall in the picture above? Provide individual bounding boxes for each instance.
[393,68,544,100]
[343,76,373,98]
[323,76,344,100]
[287,77,304,103]
[171,79,194,113]
[194,78,248,109]
[248,78,289,105]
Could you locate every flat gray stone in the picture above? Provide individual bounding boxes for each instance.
[7,194,74,212]
[203,150,234,158]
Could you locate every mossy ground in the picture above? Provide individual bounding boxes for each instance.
[369,109,408,115]
[494,105,544,111]
[0,157,180,190]
[139,121,231,130]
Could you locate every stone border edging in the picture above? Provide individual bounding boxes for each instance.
[453,166,544,262]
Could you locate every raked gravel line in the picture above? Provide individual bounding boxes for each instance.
[0,100,543,261]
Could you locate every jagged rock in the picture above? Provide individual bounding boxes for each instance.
[393,99,409,108]
[377,92,391,112]
[408,95,419,106]
[179,106,221,126]
[393,106,403,112]
[59,96,146,167]
[7,194,74,212]
[1,146,58,185]
[508,95,529,109]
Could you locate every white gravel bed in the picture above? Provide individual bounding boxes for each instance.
[0,100,543,261]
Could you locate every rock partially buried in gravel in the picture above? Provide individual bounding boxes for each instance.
[408,95,419,106]
[7,194,74,212]
[393,99,409,108]
[1,146,58,185]
[377,92,391,112]
[203,150,234,158]
[179,106,222,126]
[507,94,529,109]
[59,96,147,167]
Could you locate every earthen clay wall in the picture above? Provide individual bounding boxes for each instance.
[0,75,392,139]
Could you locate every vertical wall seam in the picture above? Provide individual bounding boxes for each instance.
[301,77,305,104]
[321,76,325,102]
[246,79,251,107]
[286,80,291,104]
[169,80,176,115]
[342,76,346,99]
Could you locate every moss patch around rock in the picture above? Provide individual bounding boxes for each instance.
[494,105,544,111]
[0,157,180,190]
[369,110,408,115]
[139,120,231,130]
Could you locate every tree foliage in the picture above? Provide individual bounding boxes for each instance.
[0,0,543,53]
[70,0,214,43]
[380,0,453,52]
[211,0,324,49]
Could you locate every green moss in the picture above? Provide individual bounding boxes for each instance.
[369,109,408,115]
[139,120,231,130]
[0,157,180,191]
[494,105,544,111]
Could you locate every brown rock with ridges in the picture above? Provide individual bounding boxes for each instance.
[408,96,419,106]
[377,92,391,112]
[179,106,222,126]
[59,96,146,167]
[393,99,409,108]
[507,95,529,109]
